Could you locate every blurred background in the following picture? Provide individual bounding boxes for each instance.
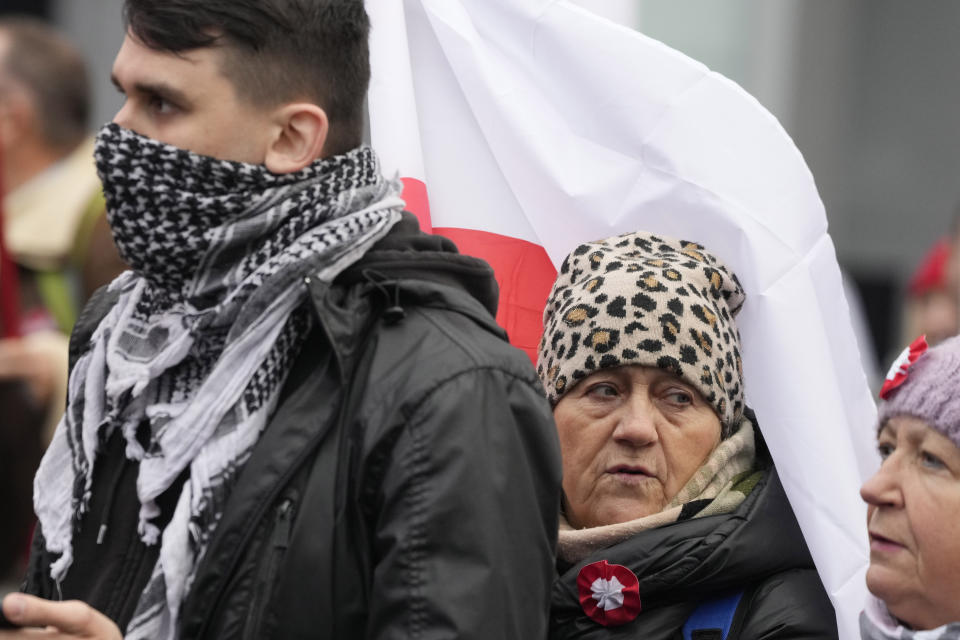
[9,0,960,365]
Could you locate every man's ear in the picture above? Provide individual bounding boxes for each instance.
[264,103,329,174]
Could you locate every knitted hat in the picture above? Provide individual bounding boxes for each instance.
[537,231,746,431]
[878,334,960,448]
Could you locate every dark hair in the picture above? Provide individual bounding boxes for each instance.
[0,16,90,151]
[123,0,370,156]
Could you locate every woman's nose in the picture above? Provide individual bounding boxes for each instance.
[860,461,903,508]
[612,397,659,446]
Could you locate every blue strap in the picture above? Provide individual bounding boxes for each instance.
[681,590,745,640]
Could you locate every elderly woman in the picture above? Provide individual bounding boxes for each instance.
[539,231,837,638]
[860,335,960,638]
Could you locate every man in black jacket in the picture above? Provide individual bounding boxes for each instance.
[3,2,561,638]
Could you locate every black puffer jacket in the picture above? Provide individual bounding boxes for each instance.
[550,439,838,640]
[24,213,563,639]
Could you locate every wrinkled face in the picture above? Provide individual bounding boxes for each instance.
[111,31,274,163]
[553,365,722,529]
[860,416,960,630]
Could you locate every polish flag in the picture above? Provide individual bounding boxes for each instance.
[367,0,555,362]
[367,2,876,638]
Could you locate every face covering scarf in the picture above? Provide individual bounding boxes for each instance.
[33,124,404,638]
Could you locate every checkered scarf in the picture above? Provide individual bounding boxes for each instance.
[861,596,960,640]
[557,418,760,565]
[33,124,403,638]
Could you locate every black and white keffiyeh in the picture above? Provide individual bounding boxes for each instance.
[34,124,403,638]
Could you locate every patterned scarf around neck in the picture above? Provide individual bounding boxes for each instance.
[558,418,761,565]
[861,595,960,640]
[33,124,403,638]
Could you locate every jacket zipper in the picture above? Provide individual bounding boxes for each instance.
[193,296,355,638]
[191,426,326,639]
[242,496,296,640]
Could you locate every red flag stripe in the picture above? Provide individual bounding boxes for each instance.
[400,177,556,364]
[435,227,555,364]
[400,177,432,234]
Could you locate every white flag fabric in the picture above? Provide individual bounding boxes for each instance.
[368,1,879,637]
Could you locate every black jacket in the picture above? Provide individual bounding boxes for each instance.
[25,213,563,639]
[550,440,838,640]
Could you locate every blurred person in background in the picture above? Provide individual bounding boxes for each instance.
[901,238,957,347]
[540,232,837,638]
[0,16,126,338]
[0,17,127,438]
[0,16,124,593]
[860,335,960,637]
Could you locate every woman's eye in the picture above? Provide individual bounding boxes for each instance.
[921,451,946,470]
[877,443,893,460]
[664,389,693,405]
[586,383,618,399]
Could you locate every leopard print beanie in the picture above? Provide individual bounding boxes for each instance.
[537,231,746,431]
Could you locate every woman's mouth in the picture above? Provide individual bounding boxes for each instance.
[607,465,653,485]
[869,531,905,553]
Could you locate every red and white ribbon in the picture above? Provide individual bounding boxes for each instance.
[576,560,641,627]
[880,335,928,400]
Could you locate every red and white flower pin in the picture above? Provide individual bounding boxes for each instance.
[577,560,641,626]
[880,335,928,399]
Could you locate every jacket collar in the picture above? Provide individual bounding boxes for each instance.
[311,212,506,376]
